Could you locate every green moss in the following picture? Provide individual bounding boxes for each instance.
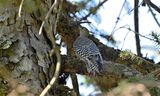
[150,87,160,96]
[0,47,14,58]
[0,40,12,50]
[0,78,8,96]
[128,74,156,83]
[143,74,156,81]
[127,76,141,82]
[120,50,143,65]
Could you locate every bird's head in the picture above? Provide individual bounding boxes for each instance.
[79,27,90,37]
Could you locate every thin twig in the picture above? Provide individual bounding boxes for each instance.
[18,0,24,17]
[79,0,108,21]
[147,0,160,13]
[123,27,156,42]
[111,1,143,36]
[110,0,126,36]
[147,3,160,27]
[113,25,157,42]
[39,49,61,96]
[39,0,58,35]
[121,30,130,50]
[121,1,143,20]
[39,0,63,96]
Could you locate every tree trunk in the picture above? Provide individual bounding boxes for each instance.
[0,1,58,95]
[134,0,142,57]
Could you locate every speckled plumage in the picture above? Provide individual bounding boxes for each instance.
[73,30,103,76]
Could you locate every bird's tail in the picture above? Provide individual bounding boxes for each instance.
[85,55,103,76]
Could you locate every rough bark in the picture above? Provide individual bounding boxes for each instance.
[0,1,59,96]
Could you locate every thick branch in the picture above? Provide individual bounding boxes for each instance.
[62,57,142,77]
[62,35,159,76]
[103,61,142,77]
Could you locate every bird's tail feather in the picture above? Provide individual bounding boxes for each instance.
[85,56,103,76]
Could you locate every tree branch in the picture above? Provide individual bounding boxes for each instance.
[79,0,108,21]
[38,0,58,35]
[147,2,160,27]
[18,0,24,17]
[146,0,160,13]
[62,35,159,76]
[39,0,63,96]
[70,73,80,96]
[134,0,142,57]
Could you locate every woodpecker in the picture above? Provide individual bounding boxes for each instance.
[73,27,103,76]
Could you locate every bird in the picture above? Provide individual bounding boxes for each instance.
[73,27,103,76]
